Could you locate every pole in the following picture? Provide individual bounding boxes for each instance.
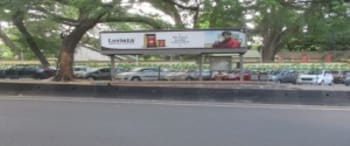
[239,53,244,82]
[136,55,139,65]
[110,55,115,81]
[199,54,203,81]
[158,66,161,81]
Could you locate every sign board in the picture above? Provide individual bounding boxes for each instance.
[209,56,232,71]
[100,29,247,55]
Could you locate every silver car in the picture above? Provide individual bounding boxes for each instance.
[164,69,211,81]
[115,67,169,81]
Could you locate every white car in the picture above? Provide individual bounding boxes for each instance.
[296,70,334,85]
[73,66,97,78]
[164,69,211,81]
[115,67,169,81]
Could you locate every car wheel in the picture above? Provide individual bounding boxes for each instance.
[276,80,281,84]
[185,77,194,81]
[131,77,141,81]
[87,76,95,81]
[319,80,325,86]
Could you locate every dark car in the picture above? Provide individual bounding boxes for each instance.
[333,70,350,84]
[275,70,299,84]
[332,71,345,84]
[4,65,56,79]
[344,73,350,86]
[85,67,126,80]
[0,68,7,78]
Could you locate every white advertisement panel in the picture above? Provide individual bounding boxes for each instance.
[100,29,246,50]
[209,56,233,71]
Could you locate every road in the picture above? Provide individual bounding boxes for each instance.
[0,96,350,146]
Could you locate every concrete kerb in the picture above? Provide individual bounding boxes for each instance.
[0,82,349,106]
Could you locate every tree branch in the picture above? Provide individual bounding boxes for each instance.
[99,16,169,29]
[163,0,199,10]
[0,25,21,56]
[33,6,79,26]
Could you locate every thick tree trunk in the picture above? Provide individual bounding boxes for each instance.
[0,26,20,58]
[261,44,277,63]
[12,11,50,67]
[54,46,74,81]
[53,22,98,81]
[261,27,286,63]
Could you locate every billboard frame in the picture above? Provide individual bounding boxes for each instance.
[100,28,247,55]
[100,28,248,81]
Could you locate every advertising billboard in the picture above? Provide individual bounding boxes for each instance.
[100,29,247,50]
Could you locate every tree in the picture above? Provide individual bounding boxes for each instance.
[0,25,21,58]
[253,0,350,62]
[1,0,51,67]
[32,0,169,81]
[198,0,244,28]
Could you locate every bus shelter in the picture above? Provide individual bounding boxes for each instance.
[100,29,248,81]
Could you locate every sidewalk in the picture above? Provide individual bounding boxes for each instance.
[0,79,348,91]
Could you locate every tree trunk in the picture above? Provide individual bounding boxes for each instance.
[53,22,98,81]
[261,44,277,63]
[261,27,287,63]
[0,25,21,58]
[12,11,50,67]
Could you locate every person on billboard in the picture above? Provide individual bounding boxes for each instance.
[212,31,240,48]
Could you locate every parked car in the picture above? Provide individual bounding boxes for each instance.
[344,73,350,86]
[115,67,170,81]
[211,71,229,80]
[332,71,343,84]
[0,68,7,78]
[85,67,126,80]
[185,69,211,80]
[268,70,283,81]
[340,70,350,84]
[226,70,251,81]
[274,70,299,84]
[164,70,187,81]
[296,70,334,85]
[4,65,56,79]
[211,70,251,81]
[250,71,269,81]
[33,66,57,79]
[73,66,97,78]
[164,69,211,81]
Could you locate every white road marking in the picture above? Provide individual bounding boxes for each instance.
[1,95,350,111]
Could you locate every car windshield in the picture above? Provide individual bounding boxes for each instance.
[346,72,350,77]
[130,68,144,72]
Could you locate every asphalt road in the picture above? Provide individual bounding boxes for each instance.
[0,96,350,146]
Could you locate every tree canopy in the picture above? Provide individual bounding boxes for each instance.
[0,0,349,80]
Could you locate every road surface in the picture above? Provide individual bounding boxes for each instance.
[0,96,350,146]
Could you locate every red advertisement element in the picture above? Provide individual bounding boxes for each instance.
[145,34,157,48]
[325,53,332,62]
[158,40,166,47]
[212,31,240,48]
[301,54,309,63]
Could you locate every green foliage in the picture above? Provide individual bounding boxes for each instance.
[199,0,244,28]
[0,44,14,59]
[1,0,349,64]
[283,0,350,51]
